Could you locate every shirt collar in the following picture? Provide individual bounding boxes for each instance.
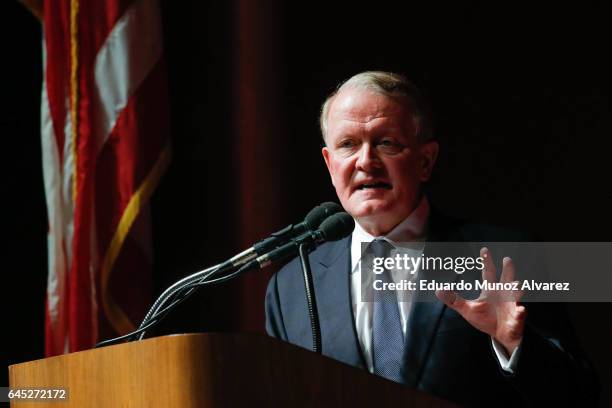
[350,197,430,274]
[352,196,430,244]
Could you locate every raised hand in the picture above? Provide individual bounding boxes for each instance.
[435,247,526,355]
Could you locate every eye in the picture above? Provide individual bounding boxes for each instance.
[376,138,404,154]
[337,138,357,149]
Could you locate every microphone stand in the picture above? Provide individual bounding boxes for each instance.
[298,242,322,354]
[95,211,353,349]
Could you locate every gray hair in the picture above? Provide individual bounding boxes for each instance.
[319,71,433,144]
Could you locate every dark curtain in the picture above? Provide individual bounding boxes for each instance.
[3,2,612,406]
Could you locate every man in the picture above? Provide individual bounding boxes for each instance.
[265,72,597,406]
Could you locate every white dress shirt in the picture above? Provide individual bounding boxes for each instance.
[349,197,521,374]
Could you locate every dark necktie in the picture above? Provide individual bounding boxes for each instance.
[370,238,405,382]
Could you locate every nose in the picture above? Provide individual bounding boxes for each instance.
[355,143,381,172]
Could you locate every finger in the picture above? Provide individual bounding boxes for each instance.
[513,282,525,302]
[510,305,528,327]
[515,305,527,320]
[436,290,468,314]
[480,247,496,283]
[498,305,527,352]
[500,257,516,284]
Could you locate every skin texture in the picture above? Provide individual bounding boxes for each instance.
[322,87,438,236]
[322,87,525,354]
[436,248,526,354]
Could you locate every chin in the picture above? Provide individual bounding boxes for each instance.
[347,199,394,219]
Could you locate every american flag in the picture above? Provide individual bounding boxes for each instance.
[41,0,170,355]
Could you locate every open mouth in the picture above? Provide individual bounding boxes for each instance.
[356,183,392,190]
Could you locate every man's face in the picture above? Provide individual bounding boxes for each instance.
[322,87,438,235]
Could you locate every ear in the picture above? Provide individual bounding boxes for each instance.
[418,140,439,182]
[322,147,336,185]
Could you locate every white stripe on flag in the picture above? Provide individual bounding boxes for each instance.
[61,94,75,268]
[93,0,163,152]
[41,48,67,332]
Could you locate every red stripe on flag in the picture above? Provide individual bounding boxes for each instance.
[43,1,70,163]
[68,151,96,351]
[77,0,132,78]
[94,59,170,336]
[95,60,169,235]
[43,0,170,353]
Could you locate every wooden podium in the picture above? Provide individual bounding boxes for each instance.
[9,333,457,407]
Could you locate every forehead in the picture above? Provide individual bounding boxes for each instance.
[326,88,416,139]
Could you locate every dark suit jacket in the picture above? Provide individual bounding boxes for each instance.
[265,211,598,407]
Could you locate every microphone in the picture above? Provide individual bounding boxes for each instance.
[224,202,342,268]
[135,202,343,336]
[100,211,354,347]
[254,212,355,268]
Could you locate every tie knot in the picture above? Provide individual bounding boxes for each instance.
[369,238,394,258]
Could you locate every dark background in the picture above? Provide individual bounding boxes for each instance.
[2,0,611,405]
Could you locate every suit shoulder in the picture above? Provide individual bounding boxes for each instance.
[271,237,351,285]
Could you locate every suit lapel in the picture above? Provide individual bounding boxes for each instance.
[401,257,445,386]
[401,209,458,386]
[309,209,469,382]
[313,237,367,369]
